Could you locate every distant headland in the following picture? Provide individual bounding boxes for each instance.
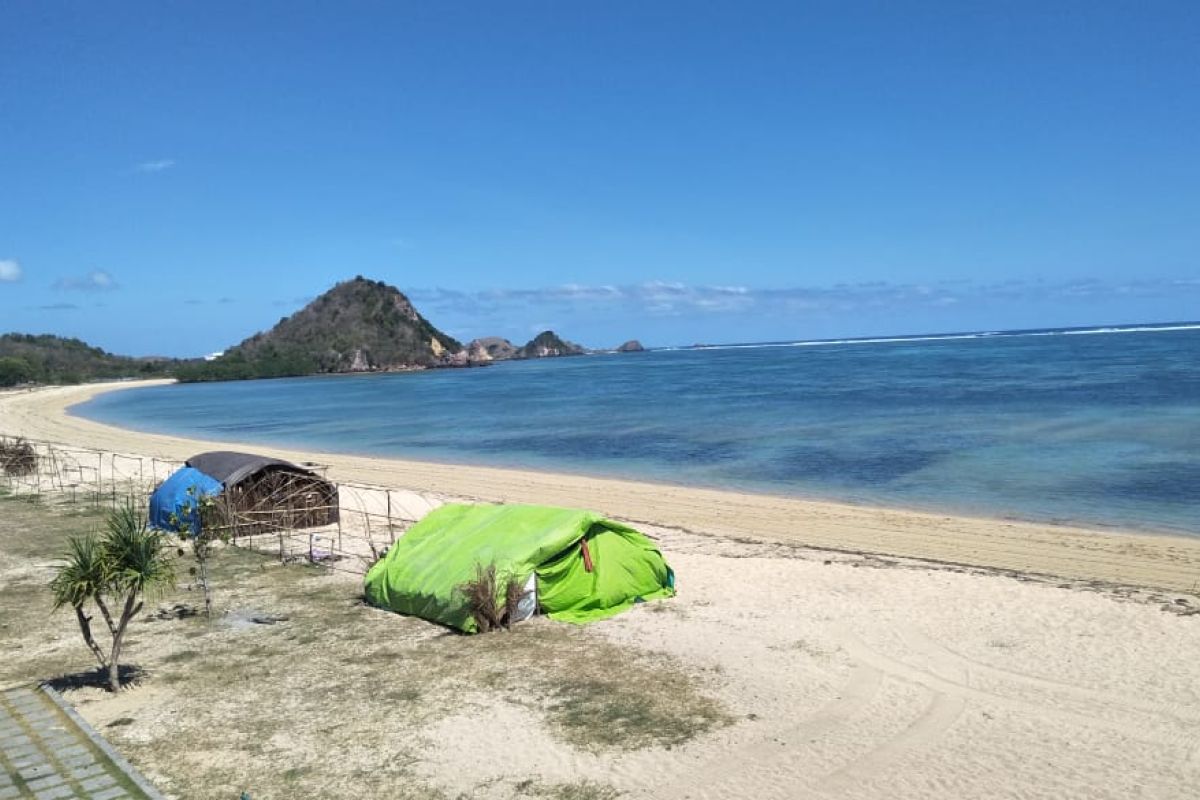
[0,276,644,386]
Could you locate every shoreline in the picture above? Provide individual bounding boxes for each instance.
[4,379,1200,593]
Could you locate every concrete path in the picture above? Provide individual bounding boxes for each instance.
[0,687,158,800]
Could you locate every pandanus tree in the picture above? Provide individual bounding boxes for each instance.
[50,503,175,692]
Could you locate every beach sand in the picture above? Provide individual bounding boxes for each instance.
[3,380,1199,592]
[3,380,1200,799]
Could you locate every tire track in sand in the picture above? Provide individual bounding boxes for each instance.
[901,626,1200,727]
[814,627,968,796]
[679,662,884,799]
[896,624,1200,794]
[841,628,1188,748]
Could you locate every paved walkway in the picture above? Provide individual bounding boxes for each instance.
[0,687,153,800]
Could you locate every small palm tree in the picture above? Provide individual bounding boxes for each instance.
[51,502,175,692]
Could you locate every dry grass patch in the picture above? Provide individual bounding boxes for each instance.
[0,574,69,682]
[513,779,622,800]
[0,498,108,684]
[461,626,731,752]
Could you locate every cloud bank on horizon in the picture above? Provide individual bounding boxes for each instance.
[375,274,1200,350]
[409,275,1200,325]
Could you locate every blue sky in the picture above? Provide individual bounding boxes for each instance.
[1,2,1197,356]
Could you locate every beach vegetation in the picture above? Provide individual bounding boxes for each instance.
[173,347,319,382]
[456,562,531,632]
[168,487,230,618]
[49,502,176,692]
[0,333,175,385]
[166,484,226,618]
[514,779,621,800]
[0,355,33,386]
[0,436,38,475]
[540,668,729,751]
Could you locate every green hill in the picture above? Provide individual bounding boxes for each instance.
[0,334,172,386]
[176,277,463,382]
[518,330,585,358]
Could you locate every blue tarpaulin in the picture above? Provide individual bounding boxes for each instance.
[148,466,222,534]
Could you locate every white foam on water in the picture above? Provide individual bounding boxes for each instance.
[658,323,1200,352]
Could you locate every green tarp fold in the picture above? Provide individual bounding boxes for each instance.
[363,503,674,632]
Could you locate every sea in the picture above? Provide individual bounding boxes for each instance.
[75,322,1200,536]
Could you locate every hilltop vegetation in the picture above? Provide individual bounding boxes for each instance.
[176,277,463,382]
[0,334,171,386]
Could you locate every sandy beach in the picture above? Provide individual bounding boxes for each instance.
[3,380,1200,799]
[3,379,1200,593]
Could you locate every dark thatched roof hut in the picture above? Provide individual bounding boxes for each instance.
[150,451,338,537]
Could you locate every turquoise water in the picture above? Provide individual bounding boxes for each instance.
[76,324,1200,535]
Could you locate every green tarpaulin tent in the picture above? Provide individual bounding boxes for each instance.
[363,503,675,632]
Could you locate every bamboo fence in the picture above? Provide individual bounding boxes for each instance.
[0,435,448,576]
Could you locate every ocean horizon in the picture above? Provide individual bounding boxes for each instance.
[75,321,1200,536]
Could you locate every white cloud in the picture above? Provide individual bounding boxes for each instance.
[54,269,118,292]
[0,259,21,283]
[407,276,1200,319]
[136,159,176,173]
